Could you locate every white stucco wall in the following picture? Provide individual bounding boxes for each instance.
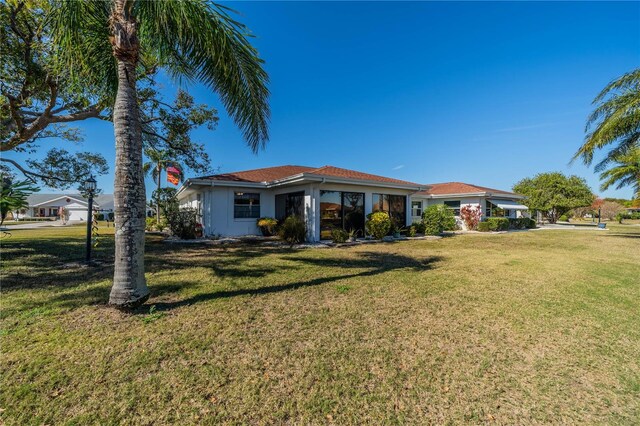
[181,183,415,241]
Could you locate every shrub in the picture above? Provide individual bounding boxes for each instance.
[257,217,278,236]
[166,208,198,239]
[279,215,306,245]
[508,217,536,229]
[407,225,417,237]
[421,205,456,235]
[460,204,482,230]
[96,213,105,221]
[413,222,426,234]
[107,212,114,221]
[485,217,509,231]
[145,217,157,231]
[559,214,568,222]
[365,211,392,240]
[477,221,491,232]
[331,228,349,243]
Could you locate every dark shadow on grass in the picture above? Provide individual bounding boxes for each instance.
[151,252,443,312]
[602,234,640,239]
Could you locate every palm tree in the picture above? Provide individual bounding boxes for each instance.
[597,147,640,198]
[143,149,183,223]
[574,68,640,167]
[51,0,269,308]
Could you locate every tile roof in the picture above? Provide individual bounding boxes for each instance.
[198,165,421,186]
[416,182,517,196]
[307,166,420,186]
[199,165,315,183]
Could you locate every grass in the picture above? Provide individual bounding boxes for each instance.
[1,224,639,424]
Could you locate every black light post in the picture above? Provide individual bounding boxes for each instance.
[598,207,602,226]
[84,176,97,263]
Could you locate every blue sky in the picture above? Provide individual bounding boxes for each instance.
[10,1,640,198]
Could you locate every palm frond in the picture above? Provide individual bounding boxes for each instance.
[48,0,116,103]
[573,67,640,165]
[135,0,270,152]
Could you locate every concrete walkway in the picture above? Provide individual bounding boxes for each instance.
[1,220,83,230]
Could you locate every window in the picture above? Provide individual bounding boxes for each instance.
[411,201,423,217]
[373,193,407,227]
[444,200,461,216]
[320,191,364,239]
[234,192,260,218]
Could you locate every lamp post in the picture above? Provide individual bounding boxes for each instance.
[84,176,97,263]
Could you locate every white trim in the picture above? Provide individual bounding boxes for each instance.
[32,195,94,207]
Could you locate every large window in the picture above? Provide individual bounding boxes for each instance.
[373,193,407,227]
[320,191,365,240]
[234,192,260,218]
[443,200,461,216]
[411,201,423,217]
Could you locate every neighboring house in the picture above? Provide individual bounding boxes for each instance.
[177,165,424,241]
[16,194,114,221]
[411,182,529,225]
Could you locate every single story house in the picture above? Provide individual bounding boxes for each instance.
[15,193,114,221]
[410,182,529,225]
[177,165,529,240]
[177,165,424,241]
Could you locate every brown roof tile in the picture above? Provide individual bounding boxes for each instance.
[200,165,315,183]
[199,165,421,187]
[306,166,420,186]
[416,182,517,196]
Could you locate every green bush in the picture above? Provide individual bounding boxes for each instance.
[485,217,509,231]
[421,205,456,235]
[508,217,536,230]
[279,215,306,245]
[407,225,417,237]
[477,221,491,232]
[365,211,392,239]
[96,213,105,221]
[166,208,198,239]
[145,217,157,231]
[413,222,426,234]
[257,217,278,236]
[330,228,349,243]
[559,214,568,222]
[107,212,114,221]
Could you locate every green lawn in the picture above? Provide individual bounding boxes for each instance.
[1,225,639,424]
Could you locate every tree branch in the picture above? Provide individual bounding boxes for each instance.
[0,158,75,184]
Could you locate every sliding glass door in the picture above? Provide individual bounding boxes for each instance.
[320,191,365,239]
[373,193,407,227]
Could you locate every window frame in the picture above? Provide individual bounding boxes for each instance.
[443,200,461,216]
[411,200,423,217]
[233,192,261,219]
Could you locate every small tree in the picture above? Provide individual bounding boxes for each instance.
[513,172,594,223]
[0,177,38,226]
[365,211,392,239]
[598,201,625,221]
[421,205,456,235]
[460,204,482,230]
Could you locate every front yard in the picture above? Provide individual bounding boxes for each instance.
[1,225,639,424]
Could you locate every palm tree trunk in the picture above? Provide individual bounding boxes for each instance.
[156,161,161,224]
[108,0,149,308]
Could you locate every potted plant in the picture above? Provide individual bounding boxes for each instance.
[347,228,360,242]
[257,217,278,236]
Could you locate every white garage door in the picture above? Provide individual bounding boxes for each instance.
[67,208,88,221]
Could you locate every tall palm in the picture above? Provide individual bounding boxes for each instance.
[574,68,640,167]
[51,0,269,308]
[597,147,640,198]
[143,149,183,223]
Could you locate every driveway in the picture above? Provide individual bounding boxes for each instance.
[1,220,82,230]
